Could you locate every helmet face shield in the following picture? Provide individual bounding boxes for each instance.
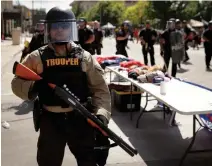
[166,21,175,30]
[36,23,44,34]
[44,21,78,44]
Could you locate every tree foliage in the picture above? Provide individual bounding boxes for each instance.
[122,1,149,26]
[71,0,212,29]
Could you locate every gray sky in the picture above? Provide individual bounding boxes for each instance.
[13,0,74,12]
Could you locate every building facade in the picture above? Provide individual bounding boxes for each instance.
[1,0,21,37]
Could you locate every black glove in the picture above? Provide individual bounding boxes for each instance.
[97,115,108,126]
[32,79,46,93]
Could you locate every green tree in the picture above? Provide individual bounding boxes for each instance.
[71,1,83,18]
[122,1,149,26]
[196,1,212,21]
[145,1,190,28]
[79,1,125,26]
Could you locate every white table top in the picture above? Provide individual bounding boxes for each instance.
[106,66,212,115]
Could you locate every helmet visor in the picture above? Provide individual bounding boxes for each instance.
[166,21,175,30]
[44,21,78,44]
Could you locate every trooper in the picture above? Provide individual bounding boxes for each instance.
[139,20,157,66]
[11,7,111,166]
[20,22,45,62]
[160,20,184,77]
[203,20,212,71]
[92,20,103,55]
[115,22,130,57]
[182,20,192,62]
[175,19,183,69]
[77,18,95,54]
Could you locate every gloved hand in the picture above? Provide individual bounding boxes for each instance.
[32,79,48,93]
[97,115,108,126]
[28,79,46,100]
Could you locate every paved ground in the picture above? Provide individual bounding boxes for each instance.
[1,37,212,166]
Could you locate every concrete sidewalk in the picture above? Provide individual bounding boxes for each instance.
[1,36,31,74]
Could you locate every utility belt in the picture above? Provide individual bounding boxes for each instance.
[33,97,95,132]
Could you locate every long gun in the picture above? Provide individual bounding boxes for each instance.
[12,61,138,157]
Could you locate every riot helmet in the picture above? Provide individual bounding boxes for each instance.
[166,20,175,30]
[209,20,212,29]
[78,18,87,29]
[42,7,78,44]
[169,18,176,23]
[175,19,181,29]
[35,22,44,34]
[122,20,132,31]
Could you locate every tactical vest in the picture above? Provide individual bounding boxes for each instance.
[38,45,90,107]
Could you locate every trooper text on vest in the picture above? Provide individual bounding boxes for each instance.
[46,58,79,66]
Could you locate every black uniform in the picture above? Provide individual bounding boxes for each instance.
[92,28,103,55]
[78,27,94,54]
[115,29,128,57]
[20,33,45,62]
[139,28,157,66]
[161,29,177,77]
[11,7,111,166]
[203,28,212,69]
[183,26,191,62]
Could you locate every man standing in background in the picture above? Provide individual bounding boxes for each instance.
[182,20,192,63]
[203,20,212,71]
[115,23,129,57]
[92,21,103,55]
[139,20,157,66]
[77,18,95,54]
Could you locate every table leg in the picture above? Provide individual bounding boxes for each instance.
[169,111,176,126]
[163,104,166,120]
[179,115,197,166]
[136,93,148,128]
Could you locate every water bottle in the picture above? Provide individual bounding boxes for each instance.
[160,80,168,95]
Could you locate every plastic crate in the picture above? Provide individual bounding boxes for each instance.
[112,90,142,112]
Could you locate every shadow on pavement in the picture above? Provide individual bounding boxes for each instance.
[182,61,193,65]
[177,68,189,74]
[7,100,34,115]
[111,105,212,166]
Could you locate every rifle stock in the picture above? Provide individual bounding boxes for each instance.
[13,61,138,157]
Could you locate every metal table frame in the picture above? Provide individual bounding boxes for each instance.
[108,69,170,123]
[106,66,212,166]
[179,115,212,166]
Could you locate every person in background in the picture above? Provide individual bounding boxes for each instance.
[182,20,192,62]
[203,20,212,71]
[115,22,129,57]
[92,20,103,55]
[77,18,95,54]
[160,20,184,77]
[175,19,184,69]
[20,22,45,62]
[139,20,157,66]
